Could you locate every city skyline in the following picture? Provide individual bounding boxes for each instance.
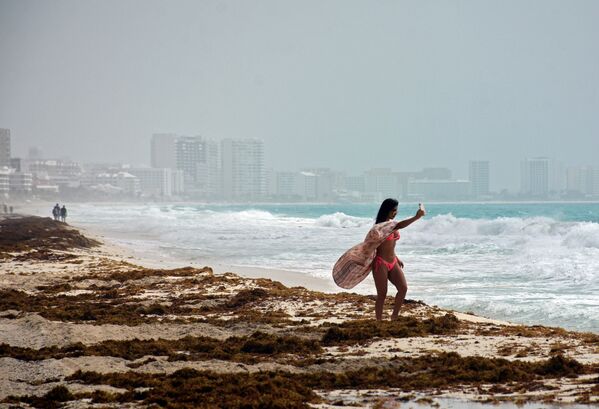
[5,128,599,192]
[3,127,599,201]
[6,127,599,194]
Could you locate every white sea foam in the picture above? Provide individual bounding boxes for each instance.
[314,212,371,228]
[562,222,599,249]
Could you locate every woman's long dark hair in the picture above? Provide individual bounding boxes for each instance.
[375,198,399,224]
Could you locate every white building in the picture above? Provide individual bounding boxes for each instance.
[364,168,398,199]
[0,168,9,197]
[274,169,337,201]
[297,171,317,201]
[469,160,490,198]
[571,166,599,196]
[344,175,365,193]
[151,134,177,169]
[151,134,217,196]
[26,159,82,189]
[128,168,174,197]
[34,185,59,194]
[265,167,276,197]
[0,129,10,168]
[221,138,265,200]
[171,169,185,195]
[275,171,298,198]
[180,136,219,196]
[9,171,33,193]
[408,179,471,201]
[549,159,565,193]
[94,172,141,196]
[298,168,338,201]
[520,157,550,197]
[586,167,599,196]
[567,167,580,193]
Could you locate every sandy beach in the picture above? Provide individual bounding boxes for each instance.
[0,214,597,408]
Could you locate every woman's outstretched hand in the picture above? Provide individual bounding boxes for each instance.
[394,204,426,230]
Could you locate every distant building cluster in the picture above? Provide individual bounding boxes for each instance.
[1,126,598,202]
[279,167,475,202]
[520,157,599,199]
[150,134,265,199]
[1,129,34,198]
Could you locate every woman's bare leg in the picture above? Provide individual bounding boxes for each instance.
[372,264,389,321]
[388,262,408,320]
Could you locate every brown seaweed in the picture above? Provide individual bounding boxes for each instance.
[0,331,322,363]
[0,216,100,253]
[321,313,460,346]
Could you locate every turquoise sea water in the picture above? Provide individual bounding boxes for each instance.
[65,202,599,333]
[178,202,599,223]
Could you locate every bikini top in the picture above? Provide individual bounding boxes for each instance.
[386,231,400,241]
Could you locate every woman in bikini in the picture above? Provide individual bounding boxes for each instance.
[373,199,425,321]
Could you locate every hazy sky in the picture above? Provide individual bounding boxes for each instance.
[1,0,598,190]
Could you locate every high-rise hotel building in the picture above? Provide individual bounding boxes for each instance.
[221,138,265,200]
[521,157,549,196]
[0,128,10,168]
[151,133,177,169]
[150,133,218,196]
[469,160,490,198]
[176,136,219,196]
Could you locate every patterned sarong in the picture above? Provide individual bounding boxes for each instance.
[332,220,398,289]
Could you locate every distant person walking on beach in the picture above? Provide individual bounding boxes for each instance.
[52,204,60,221]
[60,205,67,223]
[372,199,425,321]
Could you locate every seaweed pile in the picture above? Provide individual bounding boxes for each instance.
[0,215,100,257]
[0,216,597,408]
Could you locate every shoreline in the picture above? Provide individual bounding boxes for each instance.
[9,207,595,331]
[0,214,598,407]
[9,206,599,333]
[69,219,518,327]
[9,203,337,293]
[73,219,337,294]
[69,221,581,332]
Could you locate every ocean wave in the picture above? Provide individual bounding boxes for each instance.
[416,214,541,236]
[314,212,371,228]
[77,205,599,253]
[562,222,599,249]
[413,213,595,240]
[221,209,278,220]
[174,208,280,224]
[75,205,599,252]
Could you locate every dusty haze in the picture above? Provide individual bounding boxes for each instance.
[1,0,598,191]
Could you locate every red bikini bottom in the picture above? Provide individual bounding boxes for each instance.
[374,256,398,272]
